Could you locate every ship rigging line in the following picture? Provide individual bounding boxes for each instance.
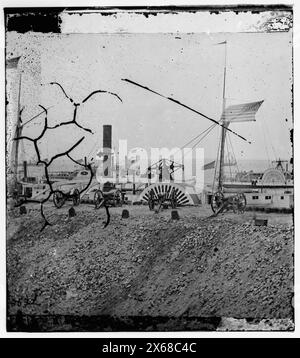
[227,132,240,174]
[183,123,218,158]
[21,105,55,127]
[225,135,232,180]
[180,123,217,150]
[122,78,250,144]
[168,123,218,160]
[262,120,277,162]
[20,97,68,128]
[212,133,221,194]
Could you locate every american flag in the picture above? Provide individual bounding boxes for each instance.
[221,100,264,123]
[202,160,215,170]
[6,56,21,69]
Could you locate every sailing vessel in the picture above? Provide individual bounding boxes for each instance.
[210,41,293,211]
[7,40,292,212]
[220,159,294,211]
[119,40,266,209]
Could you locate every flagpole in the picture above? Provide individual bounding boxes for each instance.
[218,40,227,191]
[13,71,22,193]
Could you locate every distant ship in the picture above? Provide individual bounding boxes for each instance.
[194,39,294,212]
[221,159,293,211]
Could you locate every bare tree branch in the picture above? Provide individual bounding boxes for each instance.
[14,136,34,142]
[67,154,86,167]
[48,82,73,103]
[12,81,121,230]
[46,137,85,167]
[79,163,94,195]
[40,203,52,231]
[82,90,123,104]
[44,82,123,135]
[103,204,110,228]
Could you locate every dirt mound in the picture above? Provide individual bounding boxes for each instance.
[7,205,294,330]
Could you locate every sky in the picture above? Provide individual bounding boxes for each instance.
[6,10,293,170]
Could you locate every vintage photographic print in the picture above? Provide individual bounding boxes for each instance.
[5,5,294,332]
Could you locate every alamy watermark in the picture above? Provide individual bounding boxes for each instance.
[94,139,205,191]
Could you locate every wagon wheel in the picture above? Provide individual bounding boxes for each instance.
[171,198,177,209]
[156,194,166,212]
[94,189,104,209]
[148,197,155,210]
[112,189,123,207]
[237,193,247,213]
[211,191,224,213]
[232,196,238,214]
[170,189,177,209]
[53,190,66,208]
[72,189,80,206]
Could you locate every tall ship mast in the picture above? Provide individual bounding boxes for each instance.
[210,40,293,213]
[217,41,228,191]
[6,56,23,198]
[214,40,264,194]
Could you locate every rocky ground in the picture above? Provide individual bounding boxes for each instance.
[6,203,294,331]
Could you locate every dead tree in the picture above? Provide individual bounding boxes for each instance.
[13,84,122,231]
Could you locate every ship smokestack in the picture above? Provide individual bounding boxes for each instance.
[103,125,112,178]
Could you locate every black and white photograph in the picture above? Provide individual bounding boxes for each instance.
[2,3,296,334]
